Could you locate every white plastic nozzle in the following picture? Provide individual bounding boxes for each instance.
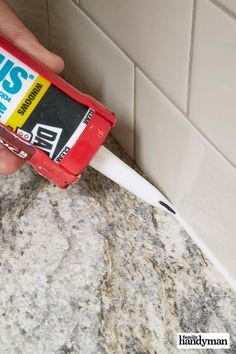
[89,145,176,215]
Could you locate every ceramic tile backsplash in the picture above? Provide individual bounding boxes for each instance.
[48,0,134,156]
[136,69,236,281]
[6,0,49,47]
[80,0,193,112]
[189,0,236,167]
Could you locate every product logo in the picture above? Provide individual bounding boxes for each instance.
[31,124,62,158]
[0,53,34,95]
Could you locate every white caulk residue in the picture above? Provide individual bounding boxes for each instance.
[89,145,176,215]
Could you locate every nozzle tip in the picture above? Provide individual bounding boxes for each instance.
[159,201,176,214]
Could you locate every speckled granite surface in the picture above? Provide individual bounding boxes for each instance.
[0,136,235,354]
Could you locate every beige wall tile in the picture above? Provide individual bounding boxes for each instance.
[135,68,236,281]
[135,69,202,205]
[48,0,134,156]
[189,0,236,167]
[179,146,236,280]
[6,0,49,47]
[80,0,193,112]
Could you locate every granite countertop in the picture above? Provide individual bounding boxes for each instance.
[0,135,235,354]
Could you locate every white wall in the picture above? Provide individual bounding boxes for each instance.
[7,0,236,288]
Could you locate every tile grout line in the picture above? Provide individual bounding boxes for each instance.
[133,65,137,160]
[72,0,80,9]
[209,0,236,21]
[186,0,197,117]
[46,0,51,51]
[65,0,236,171]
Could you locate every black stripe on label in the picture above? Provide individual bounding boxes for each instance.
[21,84,89,159]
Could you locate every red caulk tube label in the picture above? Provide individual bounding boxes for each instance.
[0,46,94,162]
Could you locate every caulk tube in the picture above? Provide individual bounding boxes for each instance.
[89,145,176,215]
[0,32,176,213]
